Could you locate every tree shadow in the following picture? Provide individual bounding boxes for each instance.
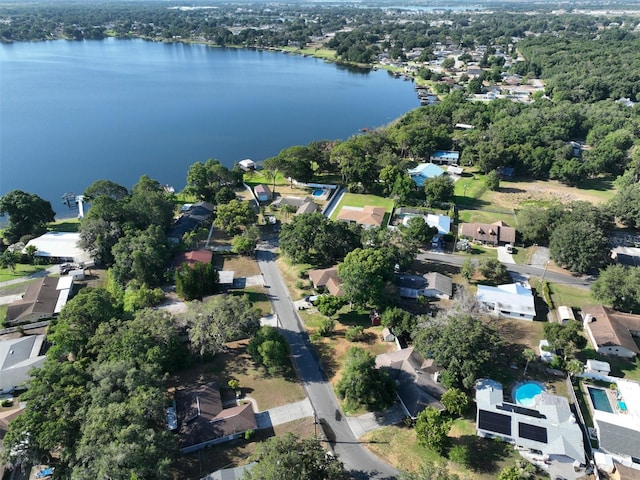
[452,434,513,473]
[312,341,340,379]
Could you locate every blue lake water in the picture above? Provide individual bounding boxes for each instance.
[0,39,419,218]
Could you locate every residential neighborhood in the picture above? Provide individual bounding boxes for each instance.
[1,2,640,480]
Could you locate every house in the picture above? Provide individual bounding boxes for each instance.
[254,184,272,202]
[585,376,640,467]
[238,159,256,171]
[582,305,640,358]
[447,165,464,176]
[22,232,90,264]
[430,150,460,166]
[611,246,640,267]
[401,213,451,235]
[201,463,256,480]
[173,249,213,269]
[407,163,446,187]
[375,347,446,419]
[5,276,74,326]
[0,335,46,393]
[270,196,318,215]
[307,266,343,297]
[336,205,386,229]
[168,201,215,242]
[395,272,453,300]
[475,379,585,465]
[476,283,536,320]
[459,221,516,246]
[176,383,257,453]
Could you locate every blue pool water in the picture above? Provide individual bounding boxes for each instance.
[312,189,325,197]
[618,400,628,411]
[514,382,545,407]
[588,387,614,413]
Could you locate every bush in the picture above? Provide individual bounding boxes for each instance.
[244,429,255,440]
[1,399,13,407]
[448,444,471,467]
[345,326,365,342]
[317,318,336,337]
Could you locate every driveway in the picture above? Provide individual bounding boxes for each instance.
[530,246,551,267]
[497,246,516,264]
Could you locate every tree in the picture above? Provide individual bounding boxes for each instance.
[243,434,347,480]
[47,287,121,360]
[549,220,608,273]
[186,159,241,202]
[415,407,452,455]
[460,258,475,282]
[185,294,260,357]
[485,170,501,191]
[592,264,640,313]
[279,213,328,264]
[478,257,510,283]
[0,190,55,243]
[175,261,220,301]
[423,175,455,207]
[0,249,18,273]
[338,247,395,308]
[83,179,129,201]
[609,183,640,228]
[543,320,587,360]
[441,57,455,70]
[123,281,165,312]
[440,388,469,417]
[567,358,584,380]
[315,295,346,317]
[401,216,437,247]
[232,225,260,255]
[335,347,396,412]
[111,225,170,287]
[413,314,502,389]
[380,306,416,338]
[263,145,315,183]
[213,199,257,235]
[247,326,290,376]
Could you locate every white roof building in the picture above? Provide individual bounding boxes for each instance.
[0,335,46,393]
[477,283,536,320]
[475,379,585,465]
[23,232,90,264]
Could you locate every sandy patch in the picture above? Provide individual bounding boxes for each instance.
[489,179,611,208]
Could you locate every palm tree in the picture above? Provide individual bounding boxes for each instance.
[522,348,537,377]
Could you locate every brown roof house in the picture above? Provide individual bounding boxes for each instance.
[459,221,516,246]
[5,276,73,326]
[307,266,344,296]
[173,249,214,269]
[254,184,272,202]
[582,305,640,358]
[176,383,257,453]
[375,347,446,419]
[336,206,386,229]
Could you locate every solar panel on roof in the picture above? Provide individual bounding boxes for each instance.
[518,422,548,444]
[497,402,546,419]
[478,409,511,436]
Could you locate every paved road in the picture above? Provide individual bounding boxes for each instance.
[256,246,398,480]
[417,251,593,289]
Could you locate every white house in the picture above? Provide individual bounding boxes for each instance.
[23,232,90,264]
[475,379,585,465]
[238,159,256,171]
[0,335,46,393]
[477,283,536,320]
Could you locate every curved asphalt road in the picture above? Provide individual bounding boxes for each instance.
[256,246,398,480]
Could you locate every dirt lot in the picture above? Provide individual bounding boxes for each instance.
[487,178,614,208]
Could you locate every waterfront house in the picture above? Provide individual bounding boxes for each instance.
[430,150,460,166]
[254,184,272,202]
[407,163,446,187]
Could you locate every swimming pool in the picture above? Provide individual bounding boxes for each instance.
[618,400,628,412]
[514,382,545,408]
[312,189,325,197]
[588,387,613,413]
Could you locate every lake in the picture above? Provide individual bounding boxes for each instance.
[0,38,419,218]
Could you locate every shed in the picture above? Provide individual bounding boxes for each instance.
[557,306,576,324]
[254,184,272,202]
[381,328,396,342]
[586,359,610,375]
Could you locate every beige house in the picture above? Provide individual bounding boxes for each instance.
[307,266,343,296]
[459,221,516,246]
[582,305,640,358]
[336,205,386,228]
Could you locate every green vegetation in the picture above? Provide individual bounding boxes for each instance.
[329,193,394,221]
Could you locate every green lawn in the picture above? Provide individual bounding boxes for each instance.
[0,264,46,283]
[49,219,80,233]
[329,193,394,221]
[577,347,640,381]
